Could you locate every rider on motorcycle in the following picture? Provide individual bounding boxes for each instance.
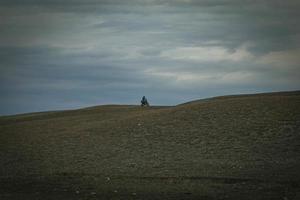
[141,96,149,106]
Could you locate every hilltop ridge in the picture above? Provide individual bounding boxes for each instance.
[1,90,300,199]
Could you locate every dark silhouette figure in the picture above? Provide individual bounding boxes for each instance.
[141,96,149,107]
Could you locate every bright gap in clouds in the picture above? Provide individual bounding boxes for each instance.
[160,45,254,62]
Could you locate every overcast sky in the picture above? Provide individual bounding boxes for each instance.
[1,0,300,115]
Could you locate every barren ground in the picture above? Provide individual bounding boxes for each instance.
[1,91,300,199]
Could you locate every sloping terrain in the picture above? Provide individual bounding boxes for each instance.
[1,91,300,199]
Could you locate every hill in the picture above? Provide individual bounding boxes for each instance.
[1,91,300,200]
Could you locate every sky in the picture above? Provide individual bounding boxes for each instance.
[0,0,300,115]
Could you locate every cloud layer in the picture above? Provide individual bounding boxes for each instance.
[1,0,300,115]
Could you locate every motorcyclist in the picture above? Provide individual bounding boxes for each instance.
[141,96,149,106]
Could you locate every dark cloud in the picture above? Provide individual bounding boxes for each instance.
[0,0,300,115]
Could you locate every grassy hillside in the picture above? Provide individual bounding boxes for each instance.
[1,91,300,200]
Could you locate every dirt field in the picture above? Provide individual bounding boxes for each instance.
[1,91,300,199]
